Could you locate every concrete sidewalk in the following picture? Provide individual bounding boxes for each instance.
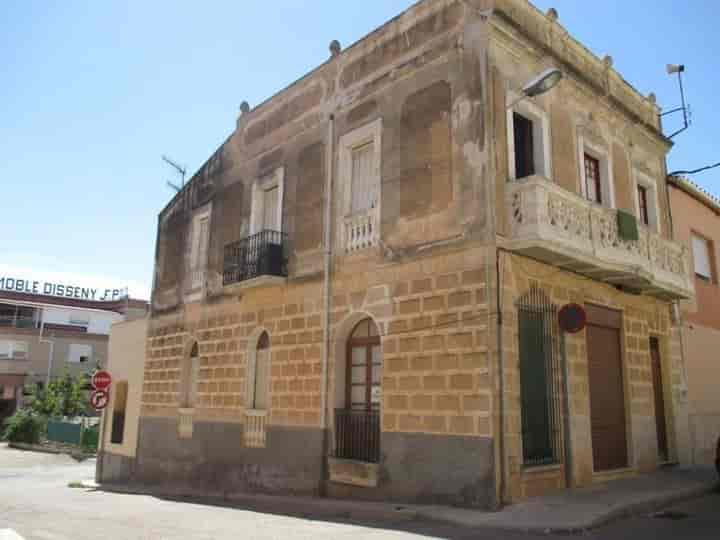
[417,466,717,533]
[95,466,717,534]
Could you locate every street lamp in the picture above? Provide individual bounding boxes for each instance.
[507,68,563,109]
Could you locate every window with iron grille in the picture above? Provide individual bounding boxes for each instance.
[517,287,563,467]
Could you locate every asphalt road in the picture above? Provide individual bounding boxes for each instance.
[0,444,718,540]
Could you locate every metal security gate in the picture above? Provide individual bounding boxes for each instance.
[517,287,564,467]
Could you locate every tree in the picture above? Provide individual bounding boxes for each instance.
[29,372,88,418]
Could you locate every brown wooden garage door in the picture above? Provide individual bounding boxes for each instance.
[586,304,628,472]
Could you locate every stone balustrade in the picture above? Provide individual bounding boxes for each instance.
[507,176,693,300]
[244,409,267,448]
[344,209,378,253]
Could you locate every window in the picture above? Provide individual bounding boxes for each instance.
[578,138,614,207]
[346,319,381,410]
[513,113,535,178]
[247,332,270,410]
[189,212,210,290]
[692,233,714,281]
[506,98,551,180]
[339,120,382,252]
[637,185,649,225]
[351,142,375,214]
[340,119,382,217]
[67,343,91,363]
[110,381,128,444]
[634,172,661,233]
[69,313,90,326]
[251,168,284,234]
[584,153,602,204]
[0,341,28,360]
[180,342,200,408]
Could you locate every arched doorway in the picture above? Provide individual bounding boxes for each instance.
[336,318,381,463]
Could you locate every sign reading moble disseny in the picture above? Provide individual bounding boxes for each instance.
[0,276,128,302]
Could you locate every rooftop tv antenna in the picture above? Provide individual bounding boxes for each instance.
[661,64,691,139]
[162,155,187,192]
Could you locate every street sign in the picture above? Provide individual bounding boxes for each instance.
[558,303,587,334]
[91,370,112,391]
[90,389,110,411]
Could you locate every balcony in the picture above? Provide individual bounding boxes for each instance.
[223,230,288,286]
[506,176,693,300]
[344,208,379,253]
[334,408,380,463]
[0,316,37,330]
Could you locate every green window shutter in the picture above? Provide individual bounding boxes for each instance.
[519,310,553,465]
[617,210,639,241]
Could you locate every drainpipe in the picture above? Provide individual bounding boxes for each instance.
[320,113,335,492]
[495,251,506,505]
[38,316,54,386]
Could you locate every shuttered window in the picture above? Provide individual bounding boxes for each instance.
[692,233,713,280]
[518,288,562,467]
[191,216,209,269]
[350,142,375,214]
[262,186,279,231]
[249,332,270,410]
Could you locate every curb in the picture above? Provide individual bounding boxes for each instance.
[412,482,717,534]
[96,483,419,523]
[8,442,95,461]
[92,479,718,534]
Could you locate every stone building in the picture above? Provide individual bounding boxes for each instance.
[668,176,720,466]
[114,0,694,507]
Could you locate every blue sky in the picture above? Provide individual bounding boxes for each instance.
[1,1,717,297]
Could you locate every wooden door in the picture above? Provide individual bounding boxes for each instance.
[650,337,669,461]
[586,306,628,472]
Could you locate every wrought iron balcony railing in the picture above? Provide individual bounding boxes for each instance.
[223,230,288,286]
[334,408,380,463]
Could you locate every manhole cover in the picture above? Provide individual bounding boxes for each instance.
[651,510,689,520]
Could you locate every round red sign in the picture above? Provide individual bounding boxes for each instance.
[558,303,587,334]
[90,389,110,411]
[91,370,112,390]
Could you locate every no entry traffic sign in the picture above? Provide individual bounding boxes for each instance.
[91,370,112,391]
[90,389,110,411]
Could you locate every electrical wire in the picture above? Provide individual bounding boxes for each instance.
[669,162,720,176]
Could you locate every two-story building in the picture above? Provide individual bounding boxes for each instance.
[108,0,694,508]
[668,176,720,466]
[0,281,148,423]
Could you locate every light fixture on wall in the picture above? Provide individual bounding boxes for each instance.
[507,68,563,109]
[661,64,691,139]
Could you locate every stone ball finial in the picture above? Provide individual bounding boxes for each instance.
[329,40,342,58]
[648,92,657,104]
[546,8,558,21]
[603,54,613,67]
[239,101,250,114]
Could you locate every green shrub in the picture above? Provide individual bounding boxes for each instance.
[2,409,44,444]
[81,425,99,452]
